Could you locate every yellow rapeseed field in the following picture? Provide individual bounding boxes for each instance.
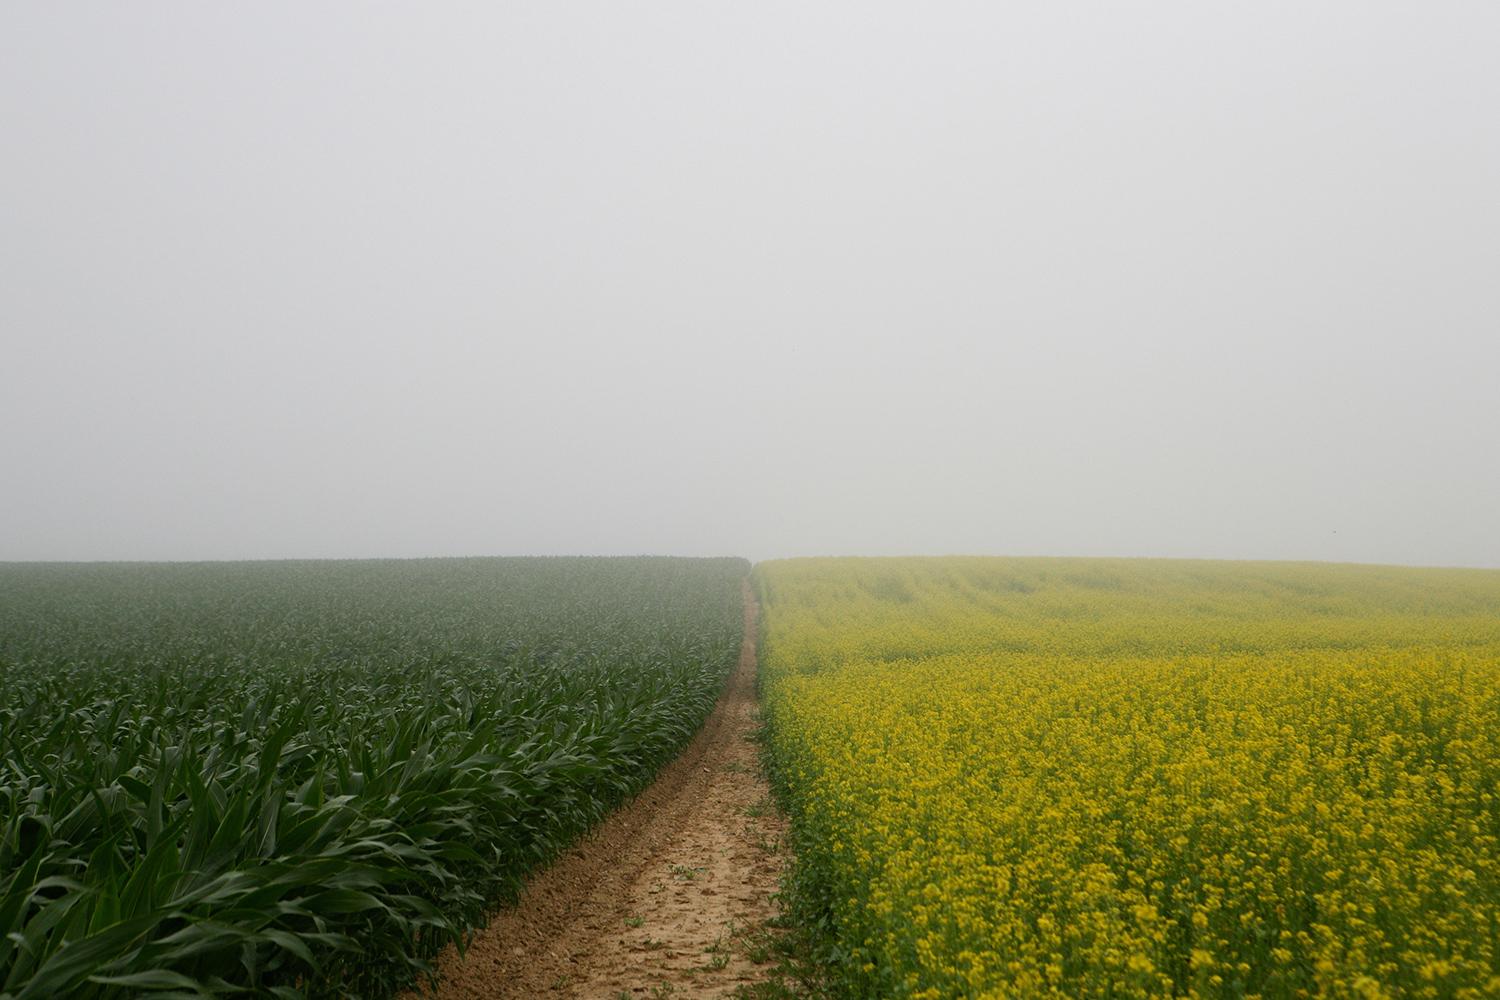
[757,558,1500,999]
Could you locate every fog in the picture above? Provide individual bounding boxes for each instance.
[3,3,1497,567]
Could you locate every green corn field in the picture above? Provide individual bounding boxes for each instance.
[0,557,747,999]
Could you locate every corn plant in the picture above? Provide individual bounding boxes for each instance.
[0,557,747,998]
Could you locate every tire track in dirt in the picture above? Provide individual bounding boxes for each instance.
[414,580,787,999]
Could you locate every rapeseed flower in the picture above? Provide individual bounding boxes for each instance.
[758,557,1500,998]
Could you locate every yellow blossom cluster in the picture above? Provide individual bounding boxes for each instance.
[757,558,1500,999]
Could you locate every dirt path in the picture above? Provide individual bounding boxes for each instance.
[416,581,787,999]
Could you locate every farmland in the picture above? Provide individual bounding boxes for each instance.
[0,557,746,999]
[757,558,1500,999]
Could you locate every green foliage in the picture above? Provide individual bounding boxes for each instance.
[0,557,746,998]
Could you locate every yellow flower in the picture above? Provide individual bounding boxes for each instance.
[756,557,1500,999]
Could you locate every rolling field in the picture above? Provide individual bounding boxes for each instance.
[0,557,746,999]
[757,558,1500,999]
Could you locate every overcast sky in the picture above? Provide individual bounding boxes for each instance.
[2,3,1497,567]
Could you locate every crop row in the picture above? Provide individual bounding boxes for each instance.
[0,557,747,998]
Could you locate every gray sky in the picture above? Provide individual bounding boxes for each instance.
[3,3,1497,567]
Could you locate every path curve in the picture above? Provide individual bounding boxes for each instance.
[416,580,786,999]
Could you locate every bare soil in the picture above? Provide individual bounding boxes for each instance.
[413,581,787,999]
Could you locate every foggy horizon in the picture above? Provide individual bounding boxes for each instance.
[6,552,1500,574]
[4,4,1498,570]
